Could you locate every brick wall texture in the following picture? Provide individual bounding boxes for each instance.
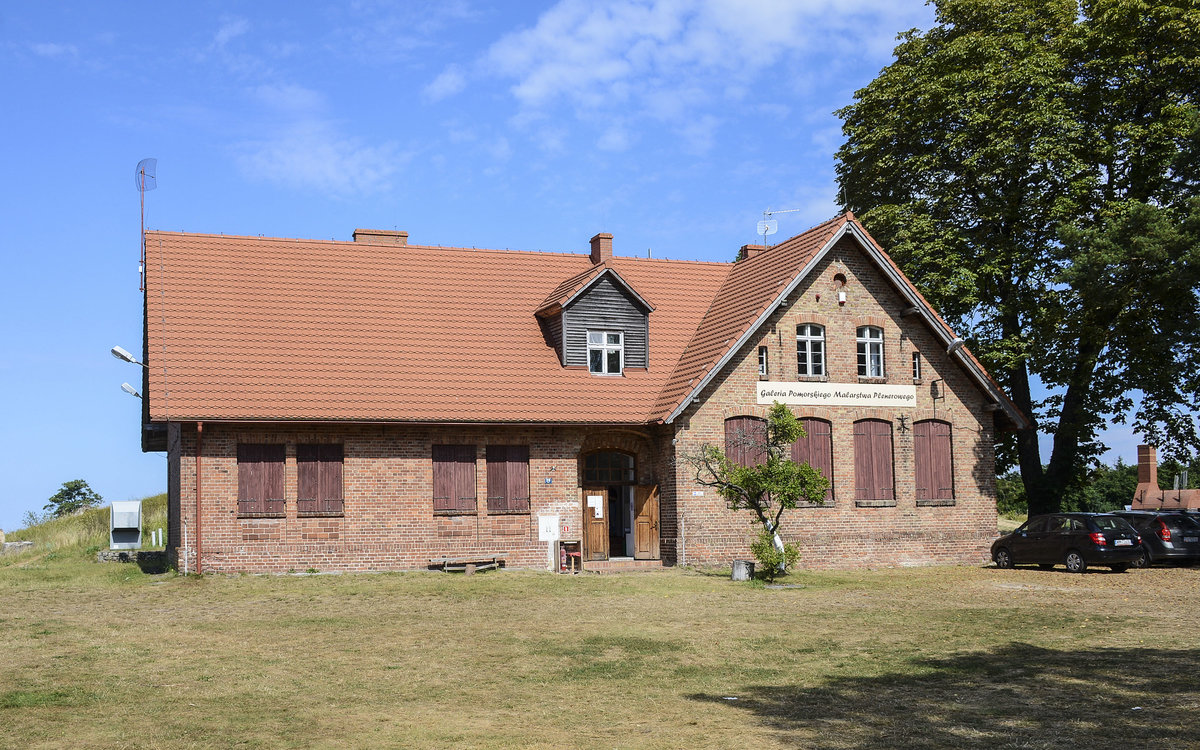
[166,238,1000,573]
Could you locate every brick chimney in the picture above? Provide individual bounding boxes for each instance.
[739,244,766,261]
[1137,444,1158,487]
[353,228,408,246]
[590,233,612,265]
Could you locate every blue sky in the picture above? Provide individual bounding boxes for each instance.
[0,1,1145,531]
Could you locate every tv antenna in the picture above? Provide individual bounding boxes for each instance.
[758,207,802,247]
[134,158,157,291]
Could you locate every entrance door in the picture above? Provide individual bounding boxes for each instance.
[633,485,660,560]
[582,487,609,561]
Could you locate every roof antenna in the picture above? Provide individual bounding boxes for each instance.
[758,207,801,248]
[134,158,157,291]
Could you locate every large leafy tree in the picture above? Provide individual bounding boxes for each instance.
[836,0,1200,514]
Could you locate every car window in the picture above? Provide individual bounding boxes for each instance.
[1069,518,1087,531]
[1049,517,1074,532]
[1171,515,1200,531]
[1091,516,1134,532]
[1024,517,1050,533]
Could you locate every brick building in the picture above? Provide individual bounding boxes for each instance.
[140,213,1025,573]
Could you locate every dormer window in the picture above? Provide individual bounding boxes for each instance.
[588,331,623,375]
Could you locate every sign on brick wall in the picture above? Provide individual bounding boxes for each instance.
[757,382,917,407]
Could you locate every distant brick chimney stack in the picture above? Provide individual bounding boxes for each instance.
[353,229,408,246]
[590,233,613,265]
[1137,444,1158,487]
[739,244,766,261]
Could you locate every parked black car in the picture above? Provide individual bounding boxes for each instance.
[992,513,1142,573]
[1111,510,1200,567]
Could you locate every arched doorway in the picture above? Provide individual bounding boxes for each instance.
[581,450,658,562]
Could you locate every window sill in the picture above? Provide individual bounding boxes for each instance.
[238,512,286,519]
[855,499,896,508]
[795,500,834,509]
[433,508,477,517]
[916,499,956,507]
[794,375,828,382]
[486,508,531,515]
[858,376,888,385]
[297,510,345,518]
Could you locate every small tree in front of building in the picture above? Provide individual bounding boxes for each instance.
[43,479,103,518]
[683,402,828,580]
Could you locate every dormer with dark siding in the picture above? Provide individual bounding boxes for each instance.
[536,234,654,372]
[562,272,651,371]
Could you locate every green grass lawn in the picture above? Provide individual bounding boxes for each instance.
[2,520,1197,748]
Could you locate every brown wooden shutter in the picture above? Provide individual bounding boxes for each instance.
[320,444,344,513]
[854,420,893,502]
[486,445,509,511]
[507,445,530,511]
[297,444,319,514]
[913,421,932,500]
[929,421,952,500]
[238,443,260,514]
[725,416,767,467]
[853,421,872,501]
[453,445,477,511]
[871,421,894,501]
[792,418,833,502]
[432,445,454,511]
[262,444,286,514]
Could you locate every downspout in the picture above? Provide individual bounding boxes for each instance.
[195,421,203,574]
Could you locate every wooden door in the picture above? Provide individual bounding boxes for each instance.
[582,487,609,561]
[633,485,660,560]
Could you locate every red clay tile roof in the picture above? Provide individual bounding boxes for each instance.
[653,214,846,419]
[143,232,727,423]
[143,213,1023,427]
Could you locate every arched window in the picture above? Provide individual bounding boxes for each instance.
[583,450,635,485]
[796,324,825,377]
[724,416,767,467]
[791,418,833,502]
[914,420,953,502]
[853,419,894,504]
[856,326,884,378]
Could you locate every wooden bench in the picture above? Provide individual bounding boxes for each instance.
[429,556,504,575]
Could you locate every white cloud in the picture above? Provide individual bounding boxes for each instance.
[482,0,930,151]
[423,65,467,102]
[236,121,407,196]
[213,17,250,49]
[30,42,78,58]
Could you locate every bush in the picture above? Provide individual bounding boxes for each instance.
[749,527,800,582]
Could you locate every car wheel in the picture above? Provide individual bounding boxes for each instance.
[1110,564,1129,573]
[1038,564,1055,570]
[994,548,1013,569]
[1133,548,1151,568]
[1065,550,1087,573]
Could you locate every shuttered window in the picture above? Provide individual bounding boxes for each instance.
[914,420,954,502]
[237,443,286,516]
[297,444,344,515]
[486,445,530,513]
[432,444,477,512]
[791,418,833,503]
[853,420,894,505]
[725,416,767,467]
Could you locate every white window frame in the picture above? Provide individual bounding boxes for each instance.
[796,324,825,377]
[912,351,922,381]
[587,330,624,375]
[758,346,768,377]
[857,326,884,378]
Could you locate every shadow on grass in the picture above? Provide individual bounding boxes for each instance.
[688,643,1200,749]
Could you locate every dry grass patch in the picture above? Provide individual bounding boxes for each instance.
[1,556,1198,749]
